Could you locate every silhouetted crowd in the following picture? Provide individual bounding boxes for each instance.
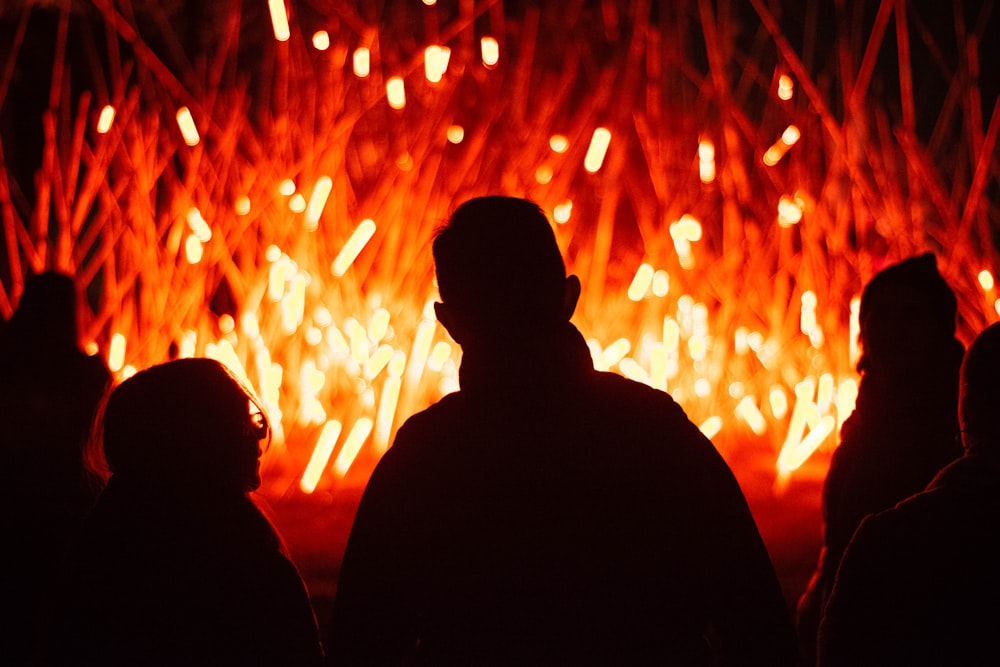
[2,197,997,665]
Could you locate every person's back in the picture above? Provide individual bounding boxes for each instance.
[45,358,323,666]
[327,196,797,665]
[818,322,1000,665]
[797,254,963,662]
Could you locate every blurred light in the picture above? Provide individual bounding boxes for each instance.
[698,139,716,183]
[312,31,330,51]
[304,176,333,230]
[175,107,200,146]
[425,45,450,83]
[108,333,126,372]
[427,341,452,372]
[584,127,612,173]
[627,263,654,301]
[481,36,499,68]
[185,234,204,263]
[268,0,290,41]
[84,341,99,356]
[694,378,711,398]
[332,219,377,276]
[763,145,783,166]
[218,314,235,334]
[699,416,723,439]
[849,296,861,365]
[736,396,767,435]
[446,125,465,144]
[333,418,373,476]
[535,165,553,184]
[549,134,569,153]
[386,77,406,109]
[235,196,251,216]
[289,193,307,213]
[769,385,789,419]
[369,308,391,342]
[778,195,803,227]
[279,178,296,196]
[422,0,436,4]
[300,420,342,493]
[265,244,282,263]
[778,74,794,100]
[978,269,995,291]
[97,105,115,133]
[186,207,212,241]
[652,270,670,297]
[353,48,370,78]
[553,200,573,223]
[781,125,801,145]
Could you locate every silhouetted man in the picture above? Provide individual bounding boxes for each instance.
[818,321,1000,666]
[327,196,797,665]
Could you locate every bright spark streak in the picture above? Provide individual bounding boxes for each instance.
[175,107,200,146]
[235,196,251,216]
[268,0,290,42]
[446,125,465,144]
[481,36,499,68]
[304,176,332,230]
[778,74,794,100]
[353,48,370,78]
[97,105,115,133]
[278,178,296,196]
[652,270,669,297]
[332,219,377,276]
[769,385,789,420]
[978,269,995,291]
[549,134,569,152]
[584,127,611,173]
[186,207,212,241]
[627,263,654,301]
[300,420,342,494]
[553,201,572,223]
[333,418,374,477]
[374,376,402,453]
[778,416,835,474]
[781,125,801,145]
[184,235,204,264]
[426,341,452,372]
[425,45,450,83]
[108,333,126,372]
[312,31,330,51]
[699,416,723,439]
[386,77,406,109]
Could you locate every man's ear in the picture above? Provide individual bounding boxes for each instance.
[434,301,467,345]
[562,275,581,321]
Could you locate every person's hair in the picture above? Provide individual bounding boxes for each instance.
[100,358,270,493]
[433,196,567,331]
[961,322,1000,449]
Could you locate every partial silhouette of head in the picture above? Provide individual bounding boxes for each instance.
[960,322,1000,452]
[4,271,79,352]
[858,253,958,376]
[101,358,270,493]
[432,196,579,345]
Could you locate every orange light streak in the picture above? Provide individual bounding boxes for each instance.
[304,176,332,231]
[267,0,290,42]
[480,36,499,68]
[108,333,126,372]
[736,396,767,435]
[446,125,465,144]
[386,77,406,109]
[333,418,374,477]
[97,105,115,133]
[175,107,200,146]
[300,420,342,493]
[353,48,370,78]
[584,127,612,173]
[332,219,377,276]
[549,134,569,152]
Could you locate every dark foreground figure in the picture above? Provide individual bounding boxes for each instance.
[0,272,111,664]
[327,197,797,665]
[818,321,1000,665]
[45,358,323,666]
[797,254,963,663]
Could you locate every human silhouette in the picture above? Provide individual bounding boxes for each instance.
[326,196,798,665]
[796,253,964,664]
[44,358,323,666]
[0,272,111,664]
[817,321,1000,665]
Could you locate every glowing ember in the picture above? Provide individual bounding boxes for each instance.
[584,128,612,173]
[268,0,290,42]
[175,107,200,146]
[96,105,115,134]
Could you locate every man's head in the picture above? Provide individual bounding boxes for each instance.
[432,196,579,345]
[960,322,1000,452]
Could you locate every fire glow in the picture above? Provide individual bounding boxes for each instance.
[1,2,995,497]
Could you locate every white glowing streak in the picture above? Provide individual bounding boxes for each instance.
[303,176,332,231]
[268,256,289,302]
[424,45,448,83]
[663,318,680,350]
[781,125,801,145]
[597,338,631,371]
[240,312,260,338]
[364,344,394,380]
[300,420,342,494]
[186,207,212,241]
[368,308,391,343]
[312,31,330,51]
[280,274,307,335]
[778,74,794,100]
[736,396,767,435]
[619,358,650,385]
[699,416,723,439]
[268,0,290,41]
[108,333,126,372]
[175,107,200,146]
[777,379,818,466]
[386,77,406,109]
[184,235,203,264]
[97,105,115,133]
[650,343,668,391]
[584,127,612,173]
[778,416,836,474]
[333,418,374,477]
[426,341,452,372]
[769,385,789,420]
[549,135,569,153]
[817,373,835,413]
[374,377,402,453]
[353,48,370,78]
[553,201,573,223]
[332,219,376,276]
[652,270,670,297]
[345,318,370,364]
[626,263,654,302]
[178,330,197,358]
[480,36,499,68]
[979,269,995,291]
[849,295,862,366]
